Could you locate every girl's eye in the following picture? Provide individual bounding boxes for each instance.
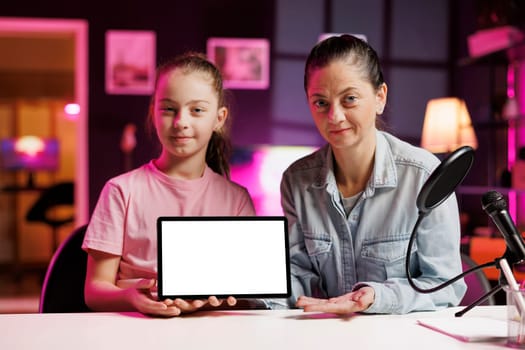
[191,106,208,114]
[159,106,177,115]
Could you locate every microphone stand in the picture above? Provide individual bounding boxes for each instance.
[455,250,523,317]
[406,213,518,317]
[454,258,503,317]
[409,250,513,317]
[404,146,524,318]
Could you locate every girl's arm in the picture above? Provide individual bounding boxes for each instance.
[84,249,235,316]
[84,249,181,316]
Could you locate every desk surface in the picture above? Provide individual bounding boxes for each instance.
[0,306,511,349]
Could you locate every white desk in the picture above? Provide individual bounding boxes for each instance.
[0,306,512,349]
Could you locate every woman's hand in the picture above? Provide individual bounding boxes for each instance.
[295,286,375,314]
[122,279,236,317]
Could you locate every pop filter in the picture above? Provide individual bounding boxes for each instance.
[406,145,523,318]
[406,146,475,295]
[416,146,475,215]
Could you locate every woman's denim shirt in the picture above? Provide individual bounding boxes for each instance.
[279,131,467,314]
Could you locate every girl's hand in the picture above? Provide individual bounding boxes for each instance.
[123,278,179,317]
[121,279,236,317]
[166,296,237,313]
[295,286,375,315]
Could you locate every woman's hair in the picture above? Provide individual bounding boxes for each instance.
[147,52,232,178]
[303,34,387,130]
[304,34,385,92]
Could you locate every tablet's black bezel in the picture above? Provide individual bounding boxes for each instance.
[157,216,291,300]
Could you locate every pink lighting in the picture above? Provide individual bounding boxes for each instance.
[230,146,317,215]
[507,63,516,99]
[64,103,80,117]
[506,64,519,171]
[507,60,525,227]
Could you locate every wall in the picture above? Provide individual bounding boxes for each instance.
[1,0,272,215]
[1,0,479,218]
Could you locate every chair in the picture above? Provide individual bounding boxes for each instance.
[459,252,496,306]
[39,224,91,313]
[26,181,75,252]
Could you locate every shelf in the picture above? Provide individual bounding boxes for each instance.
[457,186,525,195]
[472,119,525,129]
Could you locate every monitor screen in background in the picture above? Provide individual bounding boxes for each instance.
[0,137,59,171]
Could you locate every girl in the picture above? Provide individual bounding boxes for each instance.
[281,35,466,314]
[83,52,255,317]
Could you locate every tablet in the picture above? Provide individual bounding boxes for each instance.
[157,216,291,300]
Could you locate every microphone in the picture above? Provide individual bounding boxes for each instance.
[482,191,525,264]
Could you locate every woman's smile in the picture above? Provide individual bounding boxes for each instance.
[329,127,353,135]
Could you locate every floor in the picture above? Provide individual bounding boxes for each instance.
[0,270,43,313]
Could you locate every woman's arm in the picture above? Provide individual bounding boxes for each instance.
[295,195,466,315]
[280,171,323,305]
[362,194,467,314]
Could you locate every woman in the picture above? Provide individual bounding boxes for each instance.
[280,34,466,314]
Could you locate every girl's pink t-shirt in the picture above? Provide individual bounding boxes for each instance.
[82,161,256,280]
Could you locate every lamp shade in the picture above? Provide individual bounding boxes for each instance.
[421,97,478,153]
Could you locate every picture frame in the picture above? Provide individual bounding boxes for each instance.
[207,37,270,89]
[105,30,156,95]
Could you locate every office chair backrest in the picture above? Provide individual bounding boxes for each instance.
[26,182,75,228]
[459,252,496,306]
[26,181,75,253]
[39,224,91,313]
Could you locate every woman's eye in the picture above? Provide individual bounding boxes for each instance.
[313,100,328,109]
[344,95,357,103]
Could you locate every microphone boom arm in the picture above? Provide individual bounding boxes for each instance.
[405,210,503,317]
[406,212,496,294]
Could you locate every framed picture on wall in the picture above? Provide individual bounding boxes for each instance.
[105,30,156,95]
[207,37,270,89]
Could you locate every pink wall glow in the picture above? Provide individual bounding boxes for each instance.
[509,60,525,227]
[230,146,317,216]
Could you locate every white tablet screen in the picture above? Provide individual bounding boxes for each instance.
[157,216,290,299]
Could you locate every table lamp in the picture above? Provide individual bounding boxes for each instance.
[420,97,478,153]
